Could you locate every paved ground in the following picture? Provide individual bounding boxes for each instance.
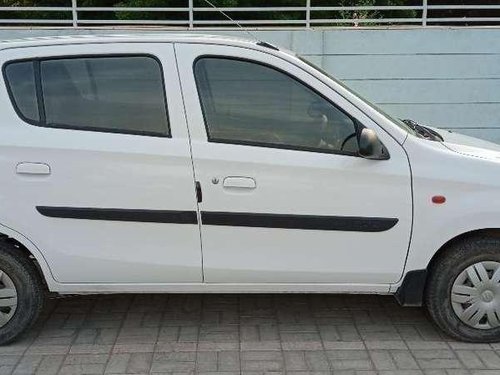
[1,294,500,375]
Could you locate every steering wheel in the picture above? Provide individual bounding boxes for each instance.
[340,132,357,151]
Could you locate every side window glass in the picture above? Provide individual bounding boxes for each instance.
[4,55,170,137]
[41,56,169,136]
[194,57,359,154]
[4,61,39,122]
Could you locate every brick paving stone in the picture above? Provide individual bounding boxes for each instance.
[150,352,196,372]
[326,350,373,370]
[58,363,106,375]
[104,353,129,374]
[1,294,498,374]
[370,350,398,370]
[195,351,217,372]
[68,344,113,354]
[455,350,485,370]
[0,367,15,375]
[112,343,156,354]
[34,355,65,374]
[304,351,330,371]
[240,341,281,351]
[476,350,500,369]
[283,351,308,371]
[218,351,240,371]
[391,349,420,370]
[241,351,284,371]
[416,358,464,370]
[127,352,153,373]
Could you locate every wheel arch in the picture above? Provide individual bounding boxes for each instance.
[396,228,500,306]
[427,228,500,272]
[0,224,55,291]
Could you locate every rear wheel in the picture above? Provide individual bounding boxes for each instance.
[0,240,45,345]
[425,236,500,342]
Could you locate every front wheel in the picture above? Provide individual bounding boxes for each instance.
[0,240,45,345]
[425,236,500,342]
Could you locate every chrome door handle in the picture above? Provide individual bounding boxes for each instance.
[223,176,256,189]
[16,162,51,175]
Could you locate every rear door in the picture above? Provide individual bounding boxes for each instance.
[176,43,412,285]
[0,42,202,283]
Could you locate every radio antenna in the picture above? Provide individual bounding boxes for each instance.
[201,0,278,50]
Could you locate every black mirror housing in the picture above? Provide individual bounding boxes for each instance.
[358,128,390,160]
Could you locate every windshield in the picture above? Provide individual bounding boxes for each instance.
[297,56,416,136]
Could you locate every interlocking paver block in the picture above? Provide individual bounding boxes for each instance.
[127,352,153,373]
[455,350,485,369]
[59,364,106,374]
[0,366,15,375]
[304,351,330,371]
[326,350,373,370]
[11,355,41,375]
[370,350,397,370]
[391,349,420,370]
[69,344,113,354]
[284,351,308,371]
[241,351,284,371]
[196,351,217,371]
[218,351,240,371]
[416,358,463,369]
[34,355,65,375]
[477,350,500,369]
[104,353,129,374]
[63,354,108,365]
[150,351,196,372]
[2,294,498,374]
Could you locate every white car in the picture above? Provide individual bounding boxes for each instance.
[0,34,499,344]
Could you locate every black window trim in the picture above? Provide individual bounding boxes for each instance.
[193,55,363,158]
[2,53,172,138]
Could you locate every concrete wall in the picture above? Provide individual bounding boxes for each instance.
[2,27,499,143]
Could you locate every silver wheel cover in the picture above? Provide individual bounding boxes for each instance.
[0,269,17,328]
[451,261,500,330]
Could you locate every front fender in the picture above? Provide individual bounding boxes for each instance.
[399,136,500,288]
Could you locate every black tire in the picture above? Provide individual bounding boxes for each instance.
[425,235,500,342]
[0,240,45,345]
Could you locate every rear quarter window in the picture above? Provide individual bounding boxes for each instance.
[4,61,39,123]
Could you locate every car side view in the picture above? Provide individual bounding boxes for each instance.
[0,34,500,344]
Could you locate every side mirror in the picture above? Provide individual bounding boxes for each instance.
[358,128,390,160]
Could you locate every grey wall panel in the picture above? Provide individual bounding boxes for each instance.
[381,103,500,128]
[320,55,500,80]
[322,28,500,54]
[442,128,500,144]
[344,79,500,104]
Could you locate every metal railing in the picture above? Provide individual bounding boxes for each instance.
[0,1,499,28]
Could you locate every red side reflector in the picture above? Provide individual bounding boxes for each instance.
[432,195,446,204]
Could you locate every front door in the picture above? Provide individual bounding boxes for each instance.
[175,43,412,285]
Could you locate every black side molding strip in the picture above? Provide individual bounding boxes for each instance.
[201,212,398,232]
[36,206,198,224]
[36,207,398,232]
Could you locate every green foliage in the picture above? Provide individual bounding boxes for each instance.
[335,0,415,22]
[0,0,417,25]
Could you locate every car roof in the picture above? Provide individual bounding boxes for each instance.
[0,33,288,54]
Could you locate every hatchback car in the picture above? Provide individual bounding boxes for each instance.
[0,34,499,344]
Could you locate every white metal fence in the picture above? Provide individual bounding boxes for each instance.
[0,1,500,28]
